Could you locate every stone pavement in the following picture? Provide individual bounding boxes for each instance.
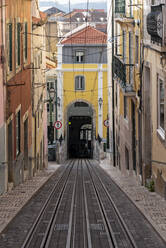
[0,162,60,234]
[100,158,166,243]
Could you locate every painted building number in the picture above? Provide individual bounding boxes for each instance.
[54,121,62,129]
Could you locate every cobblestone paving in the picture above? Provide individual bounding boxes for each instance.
[1,159,166,244]
[100,158,166,242]
[0,163,60,234]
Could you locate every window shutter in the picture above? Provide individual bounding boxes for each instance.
[25,22,28,60]
[9,23,12,71]
[17,23,21,66]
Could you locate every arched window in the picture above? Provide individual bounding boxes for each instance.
[75,76,85,91]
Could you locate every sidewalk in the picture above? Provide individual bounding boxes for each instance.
[0,162,60,234]
[100,158,166,242]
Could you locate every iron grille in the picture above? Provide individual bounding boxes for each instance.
[147,4,163,44]
[114,55,126,86]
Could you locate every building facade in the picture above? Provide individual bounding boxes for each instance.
[143,0,166,197]
[5,0,32,188]
[0,0,7,194]
[107,0,143,177]
[31,0,48,173]
[57,25,108,161]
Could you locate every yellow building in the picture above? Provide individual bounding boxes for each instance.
[31,0,47,174]
[56,25,108,160]
[108,0,143,177]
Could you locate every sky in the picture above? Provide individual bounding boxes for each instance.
[39,0,107,12]
[39,0,105,3]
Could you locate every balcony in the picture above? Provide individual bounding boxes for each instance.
[114,55,135,96]
[147,4,166,51]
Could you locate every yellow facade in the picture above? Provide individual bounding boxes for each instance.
[31,1,47,173]
[63,64,108,139]
[113,1,143,174]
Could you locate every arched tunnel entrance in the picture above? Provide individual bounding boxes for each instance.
[67,101,94,159]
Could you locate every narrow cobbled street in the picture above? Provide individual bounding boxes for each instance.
[0,160,166,248]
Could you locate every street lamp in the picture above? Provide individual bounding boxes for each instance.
[49,87,55,144]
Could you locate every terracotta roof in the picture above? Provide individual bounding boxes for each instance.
[61,26,107,45]
[32,12,47,25]
[39,11,47,21]
[32,16,41,24]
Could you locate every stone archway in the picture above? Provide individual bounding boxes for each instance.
[64,99,96,159]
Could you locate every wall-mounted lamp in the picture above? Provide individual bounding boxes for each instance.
[98,97,103,109]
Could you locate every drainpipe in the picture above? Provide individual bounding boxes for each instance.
[112,0,116,167]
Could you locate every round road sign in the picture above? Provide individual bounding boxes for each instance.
[54,121,62,129]
[104,119,109,127]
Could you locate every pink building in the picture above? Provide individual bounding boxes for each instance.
[0,0,7,194]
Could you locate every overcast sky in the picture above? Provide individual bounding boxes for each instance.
[39,0,106,4]
[39,0,106,11]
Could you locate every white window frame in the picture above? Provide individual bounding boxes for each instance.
[157,76,165,139]
[75,51,84,63]
[75,75,85,91]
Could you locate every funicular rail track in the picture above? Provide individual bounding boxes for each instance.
[21,159,77,248]
[19,159,166,248]
[84,159,137,248]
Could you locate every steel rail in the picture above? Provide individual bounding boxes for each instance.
[21,160,74,248]
[40,160,77,248]
[65,159,79,248]
[84,159,116,248]
[80,159,89,248]
[86,159,138,248]
[82,160,93,248]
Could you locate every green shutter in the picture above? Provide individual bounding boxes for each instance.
[25,22,27,60]
[17,23,21,66]
[9,23,12,71]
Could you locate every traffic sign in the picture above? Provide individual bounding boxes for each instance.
[104,119,109,127]
[54,121,62,129]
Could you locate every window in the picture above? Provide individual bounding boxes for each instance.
[135,35,139,64]
[8,23,12,71]
[158,78,165,132]
[47,103,49,112]
[75,51,84,63]
[17,23,21,66]
[130,0,133,17]
[75,76,85,90]
[129,32,133,84]
[74,102,88,107]
[47,103,54,112]
[16,110,21,156]
[124,96,127,119]
[125,146,129,170]
[122,31,126,63]
[24,22,28,61]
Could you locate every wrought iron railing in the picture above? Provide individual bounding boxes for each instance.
[113,55,135,93]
